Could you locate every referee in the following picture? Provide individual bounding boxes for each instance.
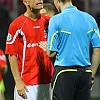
[43,0,100,100]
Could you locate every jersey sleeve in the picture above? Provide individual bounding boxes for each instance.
[47,16,59,52]
[5,22,19,55]
[90,16,100,48]
[0,50,7,67]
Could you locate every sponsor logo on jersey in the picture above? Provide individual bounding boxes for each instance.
[7,33,12,41]
[33,26,40,29]
[27,43,39,48]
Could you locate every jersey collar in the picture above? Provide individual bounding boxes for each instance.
[62,6,77,12]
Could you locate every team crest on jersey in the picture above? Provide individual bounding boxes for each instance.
[7,33,12,41]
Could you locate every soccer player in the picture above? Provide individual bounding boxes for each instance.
[0,49,7,100]
[40,0,100,100]
[5,0,54,100]
[40,3,56,17]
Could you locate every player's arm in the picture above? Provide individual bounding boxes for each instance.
[9,55,28,99]
[9,55,22,84]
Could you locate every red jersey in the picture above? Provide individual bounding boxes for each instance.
[0,49,7,81]
[5,14,54,85]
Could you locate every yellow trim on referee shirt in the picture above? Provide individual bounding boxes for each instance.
[87,29,94,34]
[50,31,58,50]
[60,30,71,34]
[94,29,100,38]
[87,29,100,38]
[50,30,71,50]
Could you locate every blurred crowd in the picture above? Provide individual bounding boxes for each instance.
[0,0,100,29]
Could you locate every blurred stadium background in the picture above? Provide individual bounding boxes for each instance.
[0,0,100,100]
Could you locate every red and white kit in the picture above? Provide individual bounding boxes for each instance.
[5,14,54,85]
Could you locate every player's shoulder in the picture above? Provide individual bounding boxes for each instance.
[40,14,50,23]
[9,14,27,28]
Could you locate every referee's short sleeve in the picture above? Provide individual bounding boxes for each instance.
[47,16,59,52]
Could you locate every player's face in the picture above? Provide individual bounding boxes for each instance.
[40,8,47,15]
[25,0,43,10]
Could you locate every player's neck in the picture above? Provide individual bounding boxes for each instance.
[24,9,40,21]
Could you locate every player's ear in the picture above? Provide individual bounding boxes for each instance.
[23,0,29,6]
[57,0,61,4]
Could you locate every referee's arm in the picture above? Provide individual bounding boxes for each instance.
[47,51,57,58]
[91,48,100,78]
[39,41,57,58]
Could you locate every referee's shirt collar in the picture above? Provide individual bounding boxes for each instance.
[62,6,77,12]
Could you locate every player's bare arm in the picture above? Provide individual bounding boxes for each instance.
[9,55,29,99]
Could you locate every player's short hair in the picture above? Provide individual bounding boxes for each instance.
[43,3,55,14]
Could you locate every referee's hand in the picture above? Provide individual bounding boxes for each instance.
[16,80,29,99]
[90,78,94,90]
[39,41,47,52]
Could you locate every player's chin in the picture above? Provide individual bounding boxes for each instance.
[36,5,43,10]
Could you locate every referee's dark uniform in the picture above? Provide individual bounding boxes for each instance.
[47,6,100,100]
